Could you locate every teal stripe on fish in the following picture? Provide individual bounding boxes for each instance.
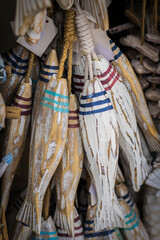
[44,90,68,99]
[34,237,58,240]
[40,102,69,113]
[125,209,133,218]
[41,96,69,107]
[2,153,13,164]
[126,213,136,224]
[40,232,57,235]
[124,218,140,231]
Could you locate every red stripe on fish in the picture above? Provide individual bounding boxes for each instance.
[15,94,32,101]
[13,101,32,109]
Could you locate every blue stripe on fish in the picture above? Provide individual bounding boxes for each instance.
[12,69,26,76]
[40,102,69,113]
[43,64,59,70]
[2,153,13,164]
[80,98,110,108]
[113,51,123,60]
[126,197,132,205]
[41,96,69,106]
[39,75,50,83]
[85,220,94,225]
[9,50,29,63]
[112,44,117,51]
[121,192,130,200]
[110,39,113,44]
[81,91,106,100]
[40,231,57,235]
[84,229,115,238]
[125,209,133,218]
[5,55,28,69]
[84,227,93,231]
[130,199,134,208]
[79,105,113,115]
[124,218,140,231]
[126,213,136,225]
[44,90,69,100]
[40,69,57,76]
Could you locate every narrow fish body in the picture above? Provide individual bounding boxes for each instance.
[17,78,69,234]
[57,207,84,240]
[0,78,32,213]
[120,200,149,240]
[0,93,6,130]
[3,44,29,105]
[32,49,59,122]
[12,222,32,240]
[55,94,83,237]
[73,56,150,191]
[84,205,123,240]
[79,77,124,231]
[33,216,58,240]
[109,38,160,152]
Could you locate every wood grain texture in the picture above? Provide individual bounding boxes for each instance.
[32,49,59,123]
[12,222,32,240]
[55,94,83,237]
[0,78,32,213]
[109,38,160,152]
[79,77,124,231]
[17,77,69,234]
[2,45,29,105]
[120,200,149,240]
[56,0,74,10]
[0,93,6,129]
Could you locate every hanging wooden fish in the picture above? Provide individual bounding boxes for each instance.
[14,0,52,36]
[54,94,83,237]
[0,78,32,216]
[12,222,32,240]
[57,207,84,240]
[17,77,69,234]
[56,0,74,10]
[116,166,125,185]
[73,55,150,191]
[0,93,6,130]
[32,49,59,122]
[79,77,124,231]
[120,200,149,240]
[109,38,160,152]
[84,204,123,240]
[33,217,58,240]
[25,9,47,46]
[3,44,29,105]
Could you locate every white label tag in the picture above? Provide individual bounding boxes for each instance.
[89,181,98,206]
[92,28,114,61]
[16,17,58,57]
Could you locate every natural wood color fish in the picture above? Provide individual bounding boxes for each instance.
[56,0,74,10]
[54,94,83,237]
[32,49,59,122]
[109,38,160,152]
[0,93,6,130]
[120,200,149,240]
[0,78,32,214]
[79,77,124,231]
[12,222,32,240]
[3,44,29,105]
[17,77,69,234]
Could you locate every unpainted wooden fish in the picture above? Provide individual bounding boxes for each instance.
[12,222,32,240]
[73,55,150,191]
[54,94,83,237]
[17,77,69,234]
[79,77,124,231]
[109,38,160,152]
[0,93,6,130]
[32,49,59,122]
[0,78,32,214]
[3,44,29,105]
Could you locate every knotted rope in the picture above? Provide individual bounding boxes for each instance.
[57,9,76,95]
[25,52,34,83]
[75,2,97,82]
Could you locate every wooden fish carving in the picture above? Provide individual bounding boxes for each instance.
[109,38,160,152]
[12,222,32,240]
[54,94,83,237]
[0,78,32,214]
[32,49,59,122]
[3,44,29,105]
[73,55,150,191]
[79,77,124,231]
[0,93,6,130]
[17,77,69,234]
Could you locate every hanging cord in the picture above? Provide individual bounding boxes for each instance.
[75,2,97,82]
[42,182,51,220]
[57,9,76,95]
[25,52,35,83]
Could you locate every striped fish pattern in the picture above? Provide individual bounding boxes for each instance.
[73,56,150,191]
[12,222,32,240]
[32,49,59,122]
[120,200,149,240]
[0,78,32,215]
[109,38,160,152]
[84,205,123,240]
[55,94,83,237]
[57,207,84,240]
[33,217,58,240]
[2,44,29,105]
[17,78,69,234]
[79,77,124,231]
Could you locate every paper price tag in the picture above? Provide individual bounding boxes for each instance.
[16,16,58,57]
